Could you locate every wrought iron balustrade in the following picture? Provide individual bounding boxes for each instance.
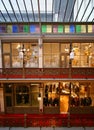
[0,68,94,79]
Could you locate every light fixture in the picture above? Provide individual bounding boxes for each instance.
[70,50,74,60]
[38,93,41,101]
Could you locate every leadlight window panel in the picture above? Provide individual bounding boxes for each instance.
[88,25,93,33]
[58,25,64,33]
[46,25,52,33]
[65,25,70,33]
[3,43,10,53]
[81,25,86,33]
[7,25,12,33]
[42,25,47,33]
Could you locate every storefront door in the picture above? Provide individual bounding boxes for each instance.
[60,95,69,113]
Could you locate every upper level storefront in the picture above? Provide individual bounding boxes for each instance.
[0,22,94,80]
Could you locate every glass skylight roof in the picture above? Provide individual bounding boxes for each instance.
[0,0,94,23]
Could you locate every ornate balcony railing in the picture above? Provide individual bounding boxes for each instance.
[0,114,94,127]
[0,68,94,79]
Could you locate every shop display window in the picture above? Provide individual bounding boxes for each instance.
[3,42,39,68]
[72,43,94,67]
[70,82,92,107]
[43,81,93,112]
[43,43,60,67]
[15,83,39,106]
[12,43,39,68]
[2,42,94,68]
[44,83,59,107]
[3,82,94,114]
[15,85,30,106]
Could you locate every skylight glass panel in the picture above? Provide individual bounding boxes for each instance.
[17,0,28,22]
[0,0,12,22]
[40,0,45,13]
[22,0,33,22]
[0,0,93,23]
[32,0,38,13]
[10,0,22,22]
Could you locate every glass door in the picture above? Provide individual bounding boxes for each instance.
[60,95,69,113]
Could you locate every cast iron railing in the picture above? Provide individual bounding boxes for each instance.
[0,68,94,79]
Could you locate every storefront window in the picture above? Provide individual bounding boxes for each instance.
[70,82,92,107]
[43,83,59,107]
[3,82,94,114]
[3,55,10,68]
[3,43,10,53]
[72,43,94,67]
[43,43,60,67]
[15,83,39,107]
[61,44,70,68]
[15,85,30,106]
[43,81,93,113]
[3,42,39,68]
[2,42,94,68]
[12,43,39,68]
